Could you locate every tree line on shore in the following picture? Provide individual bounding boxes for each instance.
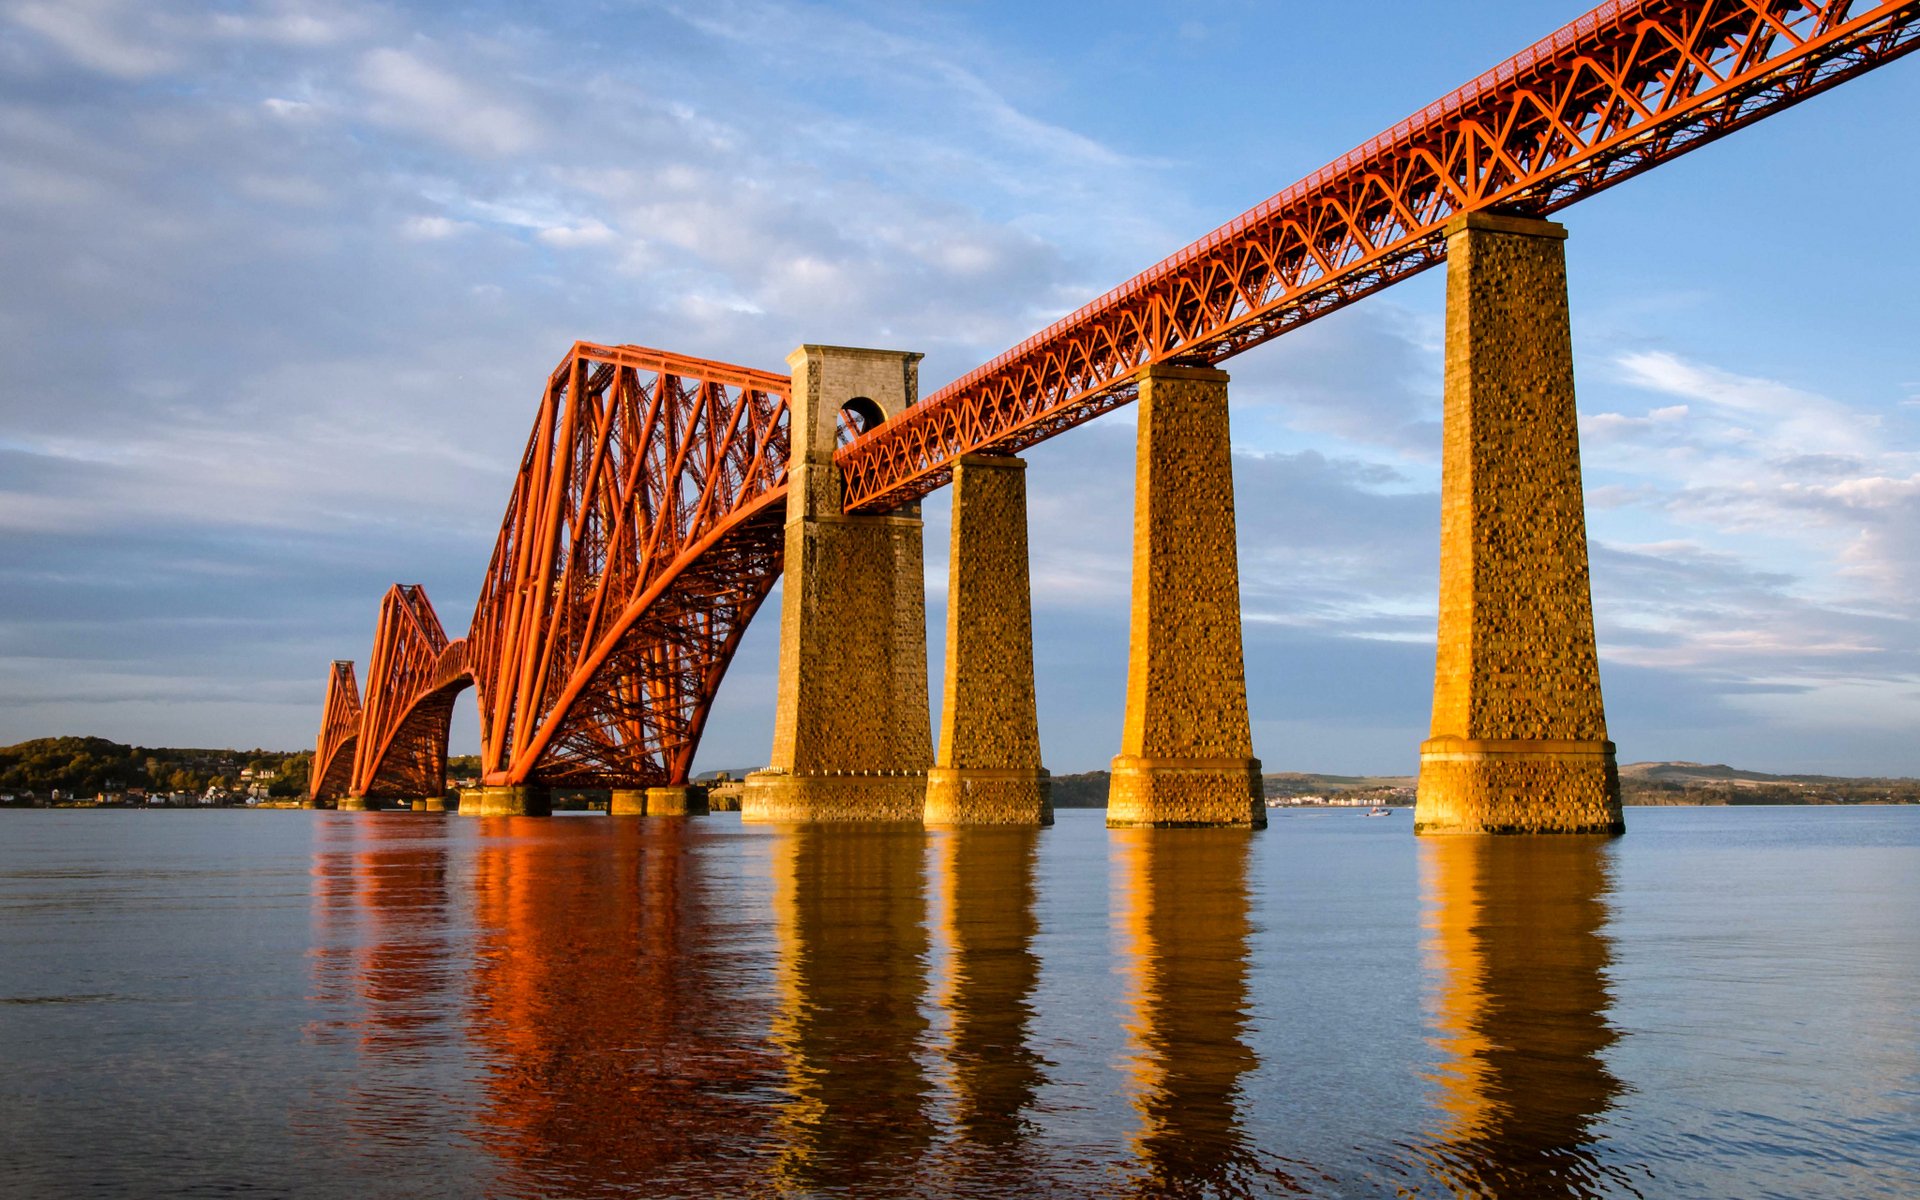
[0,736,311,803]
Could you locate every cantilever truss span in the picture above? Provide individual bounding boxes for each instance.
[465,344,791,789]
[835,0,1920,510]
[350,585,466,800]
[312,661,362,802]
[315,0,1919,797]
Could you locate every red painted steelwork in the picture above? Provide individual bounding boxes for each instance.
[350,585,470,800]
[836,0,1920,511]
[466,344,791,788]
[312,660,362,803]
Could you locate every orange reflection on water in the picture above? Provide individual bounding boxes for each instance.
[1416,835,1627,1197]
[765,822,935,1193]
[463,816,782,1196]
[306,814,464,1155]
[926,825,1049,1193]
[1112,829,1274,1196]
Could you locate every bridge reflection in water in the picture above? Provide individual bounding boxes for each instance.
[1413,835,1630,1197]
[305,816,1637,1196]
[1112,829,1276,1196]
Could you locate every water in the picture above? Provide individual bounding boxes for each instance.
[1,806,1915,1198]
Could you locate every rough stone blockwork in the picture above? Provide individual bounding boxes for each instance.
[927,455,1053,825]
[745,346,933,822]
[1417,213,1623,836]
[458,784,551,817]
[1108,365,1264,828]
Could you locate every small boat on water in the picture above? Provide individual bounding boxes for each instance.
[1366,806,1393,817]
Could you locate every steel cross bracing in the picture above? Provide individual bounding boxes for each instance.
[835,0,1920,511]
[311,660,362,802]
[314,0,1920,792]
[349,584,466,800]
[464,344,792,789]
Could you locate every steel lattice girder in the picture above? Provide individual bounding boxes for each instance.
[834,0,1920,511]
[351,584,467,799]
[312,660,362,802]
[466,343,791,788]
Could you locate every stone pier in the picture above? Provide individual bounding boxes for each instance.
[336,796,375,812]
[1108,364,1264,828]
[926,454,1052,826]
[609,789,648,816]
[743,346,933,822]
[1416,212,1623,836]
[458,784,552,817]
[646,784,709,816]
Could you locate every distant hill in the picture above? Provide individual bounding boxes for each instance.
[1621,761,1855,785]
[1617,761,1919,804]
[0,736,311,802]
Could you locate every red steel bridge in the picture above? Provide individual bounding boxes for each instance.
[314,0,1920,804]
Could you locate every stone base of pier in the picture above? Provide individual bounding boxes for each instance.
[336,796,375,812]
[1416,738,1622,835]
[647,785,709,816]
[458,785,550,817]
[924,767,1052,826]
[742,772,927,823]
[609,789,647,816]
[1107,755,1265,828]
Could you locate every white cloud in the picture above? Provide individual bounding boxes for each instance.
[536,219,617,249]
[1586,350,1920,604]
[400,214,471,240]
[1614,349,1874,457]
[357,46,540,157]
[5,0,179,78]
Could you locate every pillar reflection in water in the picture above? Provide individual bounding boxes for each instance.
[930,826,1047,1183]
[1113,828,1267,1195]
[465,818,779,1196]
[1416,835,1626,1196]
[767,821,935,1192]
[307,815,463,1157]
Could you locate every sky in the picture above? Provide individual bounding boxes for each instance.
[1,0,1917,776]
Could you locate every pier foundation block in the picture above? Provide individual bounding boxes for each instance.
[1416,212,1622,836]
[926,454,1052,826]
[609,789,648,816]
[458,784,551,817]
[646,785,709,816]
[1108,365,1263,828]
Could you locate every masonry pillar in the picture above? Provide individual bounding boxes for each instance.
[1108,365,1264,828]
[743,346,933,822]
[1417,212,1623,836]
[337,796,375,812]
[925,454,1052,825]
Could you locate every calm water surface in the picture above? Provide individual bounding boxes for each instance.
[1,806,1916,1197]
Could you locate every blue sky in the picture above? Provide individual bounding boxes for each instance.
[2,1,1917,775]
